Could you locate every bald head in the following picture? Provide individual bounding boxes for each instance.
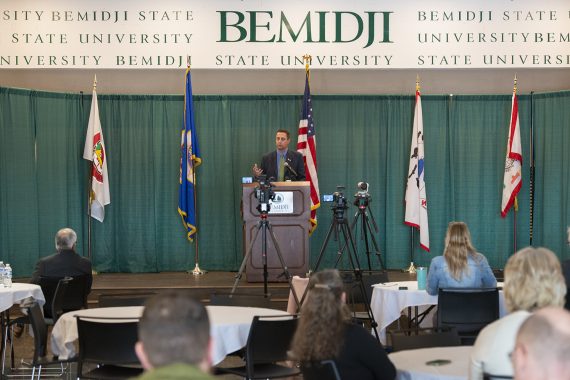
[513,307,570,380]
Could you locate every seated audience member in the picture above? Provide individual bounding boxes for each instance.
[426,222,496,295]
[512,307,570,380]
[469,247,566,379]
[30,227,93,291]
[291,269,396,380]
[135,290,215,380]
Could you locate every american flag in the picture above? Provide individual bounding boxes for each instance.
[297,68,320,234]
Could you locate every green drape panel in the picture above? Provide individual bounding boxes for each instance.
[1,88,568,276]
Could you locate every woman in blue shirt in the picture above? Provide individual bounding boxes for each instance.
[426,222,496,295]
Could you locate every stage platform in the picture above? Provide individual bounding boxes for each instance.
[87,269,417,310]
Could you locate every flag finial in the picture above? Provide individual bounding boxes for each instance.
[186,55,191,68]
[92,75,97,91]
[513,75,517,94]
[416,75,420,92]
[303,54,312,71]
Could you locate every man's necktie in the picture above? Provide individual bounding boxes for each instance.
[278,154,285,181]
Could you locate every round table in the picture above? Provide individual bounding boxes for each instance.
[50,305,289,365]
[389,345,473,380]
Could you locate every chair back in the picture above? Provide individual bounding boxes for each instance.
[389,327,461,352]
[98,293,155,307]
[437,287,499,337]
[210,292,272,308]
[76,316,140,368]
[26,302,49,363]
[39,275,89,316]
[344,270,389,306]
[301,360,342,380]
[244,315,298,376]
[48,277,71,323]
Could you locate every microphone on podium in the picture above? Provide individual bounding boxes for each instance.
[283,162,298,179]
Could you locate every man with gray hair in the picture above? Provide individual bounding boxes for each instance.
[512,307,570,380]
[30,227,92,291]
[135,290,215,379]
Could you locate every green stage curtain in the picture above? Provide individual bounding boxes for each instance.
[0,87,568,276]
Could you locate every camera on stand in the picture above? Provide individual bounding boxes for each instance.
[254,175,275,214]
[354,181,371,209]
[332,186,348,220]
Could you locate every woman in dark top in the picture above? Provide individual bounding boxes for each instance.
[291,269,396,380]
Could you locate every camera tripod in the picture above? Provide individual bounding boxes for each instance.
[301,198,380,340]
[230,204,301,310]
[350,198,385,270]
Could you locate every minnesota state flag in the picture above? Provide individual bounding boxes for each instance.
[178,68,201,241]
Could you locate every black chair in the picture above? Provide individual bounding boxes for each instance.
[3,302,75,379]
[76,316,143,379]
[344,271,389,322]
[301,360,342,380]
[437,287,499,345]
[39,274,90,316]
[216,315,301,379]
[389,327,461,352]
[98,293,155,307]
[210,292,272,309]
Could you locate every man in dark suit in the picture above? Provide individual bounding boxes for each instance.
[252,129,306,181]
[30,227,93,293]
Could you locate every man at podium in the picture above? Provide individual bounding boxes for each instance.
[252,129,306,181]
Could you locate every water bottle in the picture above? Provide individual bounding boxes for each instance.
[0,261,5,287]
[4,264,12,288]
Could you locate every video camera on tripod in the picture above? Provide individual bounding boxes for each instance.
[354,181,371,209]
[254,175,275,213]
[331,186,348,220]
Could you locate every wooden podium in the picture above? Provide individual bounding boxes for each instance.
[242,181,310,282]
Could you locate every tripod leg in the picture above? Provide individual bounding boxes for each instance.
[312,218,338,273]
[266,224,301,311]
[230,223,262,294]
[354,272,381,341]
[364,215,385,269]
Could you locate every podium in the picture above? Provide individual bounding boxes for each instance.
[242,181,310,282]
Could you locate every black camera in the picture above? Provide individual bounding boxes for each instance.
[331,186,348,220]
[254,175,275,213]
[354,181,371,209]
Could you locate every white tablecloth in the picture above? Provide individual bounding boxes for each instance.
[371,281,506,344]
[0,283,45,313]
[50,305,288,365]
[389,345,473,380]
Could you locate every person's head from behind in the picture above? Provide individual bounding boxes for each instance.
[504,247,566,313]
[291,269,349,361]
[443,221,476,280]
[55,228,77,252]
[135,290,211,372]
[513,307,570,380]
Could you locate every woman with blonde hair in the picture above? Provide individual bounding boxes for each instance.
[426,221,496,295]
[469,247,567,379]
[291,269,395,380]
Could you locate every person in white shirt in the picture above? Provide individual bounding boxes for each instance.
[469,247,566,380]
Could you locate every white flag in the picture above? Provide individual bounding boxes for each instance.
[83,79,110,222]
[405,88,430,252]
[501,87,522,217]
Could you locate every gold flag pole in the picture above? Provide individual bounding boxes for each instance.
[405,76,420,274]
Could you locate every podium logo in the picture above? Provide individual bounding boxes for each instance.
[218,11,393,48]
[273,194,285,203]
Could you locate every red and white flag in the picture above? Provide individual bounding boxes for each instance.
[405,85,429,252]
[501,81,522,217]
[297,67,320,234]
[83,76,110,222]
